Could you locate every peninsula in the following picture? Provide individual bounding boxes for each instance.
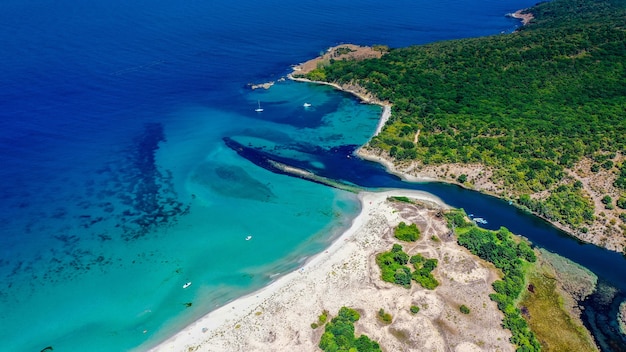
[146,0,625,350]
[292,0,626,254]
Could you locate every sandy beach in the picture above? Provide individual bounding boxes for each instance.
[149,190,514,352]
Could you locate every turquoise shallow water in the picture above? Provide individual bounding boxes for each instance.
[0,81,372,351]
[13,0,618,350]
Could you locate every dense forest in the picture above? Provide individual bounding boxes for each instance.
[301,0,626,238]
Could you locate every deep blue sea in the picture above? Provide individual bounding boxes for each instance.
[1,0,624,351]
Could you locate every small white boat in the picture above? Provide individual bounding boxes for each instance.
[255,100,263,112]
[303,102,312,108]
[245,235,252,241]
[183,282,192,289]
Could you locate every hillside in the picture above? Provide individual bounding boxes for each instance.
[298,0,626,252]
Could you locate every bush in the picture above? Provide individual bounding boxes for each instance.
[410,305,420,314]
[377,245,439,289]
[394,222,421,242]
[460,305,471,314]
[457,174,468,183]
[378,309,393,324]
[444,209,471,228]
[319,307,382,352]
[616,197,626,209]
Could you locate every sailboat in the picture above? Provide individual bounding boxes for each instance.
[255,100,263,112]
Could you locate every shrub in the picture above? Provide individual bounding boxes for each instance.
[460,305,471,314]
[394,222,421,242]
[319,307,382,352]
[457,174,468,183]
[444,209,471,228]
[410,305,420,314]
[378,309,393,324]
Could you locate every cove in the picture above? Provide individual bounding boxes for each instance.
[226,126,626,350]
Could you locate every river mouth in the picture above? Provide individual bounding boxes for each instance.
[224,136,626,350]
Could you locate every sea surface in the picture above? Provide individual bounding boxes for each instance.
[1,0,624,351]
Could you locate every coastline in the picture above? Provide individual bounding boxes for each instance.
[148,190,519,351]
[289,41,625,253]
[509,9,534,25]
[148,18,616,348]
[146,190,446,350]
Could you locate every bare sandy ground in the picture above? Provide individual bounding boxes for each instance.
[150,190,513,352]
[510,9,534,25]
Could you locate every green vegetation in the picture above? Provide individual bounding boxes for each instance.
[304,0,626,231]
[333,46,355,56]
[312,309,330,329]
[394,221,421,241]
[520,267,599,351]
[377,308,393,324]
[410,305,420,314]
[445,209,540,351]
[376,244,439,289]
[319,307,382,352]
[459,305,471,314]
[376,244,411,288]
[390,196,412,203]
[409,253,439,290]
[518,184,594,228]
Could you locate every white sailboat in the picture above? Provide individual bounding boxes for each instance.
[255,100,263,112]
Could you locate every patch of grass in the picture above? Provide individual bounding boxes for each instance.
[520,267,598,351]
[390,196,412,203]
